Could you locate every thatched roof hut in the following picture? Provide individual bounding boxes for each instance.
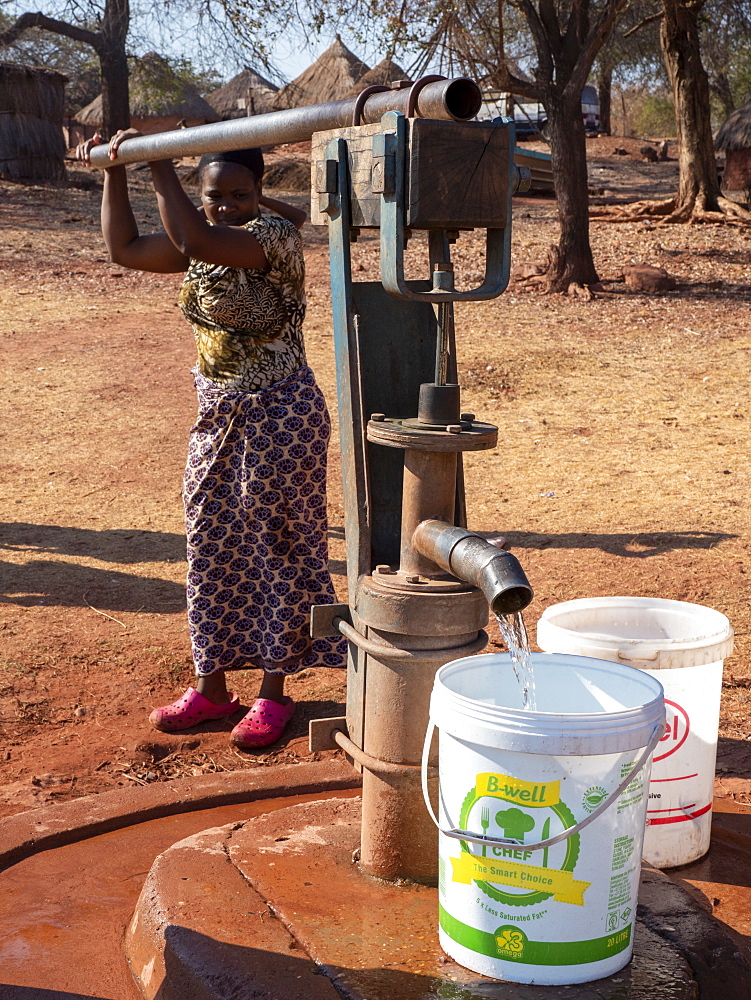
[342,57,410,97]
[716,100,751,153]
[207,67,279,119]
[76,52,220,134]
[0,61,67,182]
[716,100,751,202]
[274,35,370,109]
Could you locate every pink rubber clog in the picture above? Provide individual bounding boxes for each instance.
[230,696,296,749]
[149,687,240,732]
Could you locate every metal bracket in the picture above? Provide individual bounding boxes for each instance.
[379,111,514,303]
[371,131,396,196]
[309,717,439,777]
[309,715,348,752]
[316,157,339,216]
[310,602,352,638]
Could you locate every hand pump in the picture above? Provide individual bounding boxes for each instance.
[88,77,533,885]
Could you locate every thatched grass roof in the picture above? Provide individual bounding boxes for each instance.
[343,57,410,97]
[207,67,278,119]
[716,100,751,152]
[76,52,220,124]
[0,61,66,181]
[273,35,370,109]
[0,60,66,119]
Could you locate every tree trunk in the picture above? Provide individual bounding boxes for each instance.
[597,65,612,135]
[99,0,130,136]
[660,0,721,215]
[546,96,599,290]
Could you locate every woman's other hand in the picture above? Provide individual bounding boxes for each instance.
[75,132,105,167]
[108,128,143,162]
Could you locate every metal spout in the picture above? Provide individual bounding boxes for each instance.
[412,519,533,615]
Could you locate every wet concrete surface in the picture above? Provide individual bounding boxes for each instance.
[1,782,748,1000]
[224,797,699,1000]
[0,789,358,1000]
[127,795,751,999]
[663,795,751,967]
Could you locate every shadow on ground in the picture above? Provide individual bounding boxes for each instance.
[0,522,348,609]
[493,530,735,558]
[151,925,695,1000]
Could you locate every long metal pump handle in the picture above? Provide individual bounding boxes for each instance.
[87,77,482,169]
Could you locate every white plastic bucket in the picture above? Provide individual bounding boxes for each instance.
[422,651,665,985]
[537,597,734,868]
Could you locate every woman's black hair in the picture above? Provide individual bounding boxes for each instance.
[198,148,264,182]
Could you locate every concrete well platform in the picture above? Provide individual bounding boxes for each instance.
[1,764,749,1000]
[127,794,750,1000]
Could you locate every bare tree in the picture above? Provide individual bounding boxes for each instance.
[0,0,130,135]
[507,1,631,289]
[601,0,751,221]
[484,1,631,289]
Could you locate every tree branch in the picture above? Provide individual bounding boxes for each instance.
[623,11,663,38]
[538,0,562,58]
[511,0,554,88]
[565,0,629,103]
[0,11,100,51]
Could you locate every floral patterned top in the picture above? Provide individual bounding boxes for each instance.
[178,215,306,392]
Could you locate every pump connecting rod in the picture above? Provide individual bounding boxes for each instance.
[87,77,482,169]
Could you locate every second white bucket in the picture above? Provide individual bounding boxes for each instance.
[537,597,734,868]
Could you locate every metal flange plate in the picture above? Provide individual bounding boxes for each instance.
[357,575,489,635]
[366,418,497,452]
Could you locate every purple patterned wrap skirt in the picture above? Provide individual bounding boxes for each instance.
[183,364,347,676]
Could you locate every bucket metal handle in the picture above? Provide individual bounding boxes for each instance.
[421,720,664,853]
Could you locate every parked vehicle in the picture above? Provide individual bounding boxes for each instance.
[477,86,601,139]
[580,85,601,134]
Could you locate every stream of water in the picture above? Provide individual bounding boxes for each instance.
[495,611,536,710]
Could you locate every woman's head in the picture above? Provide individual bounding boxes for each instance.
[198,148,264,227]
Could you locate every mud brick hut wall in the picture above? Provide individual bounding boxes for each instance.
[0,62,67,182]
[722,148,751,199]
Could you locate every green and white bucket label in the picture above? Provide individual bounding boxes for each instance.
[440,765,645,970]
[453,772,586,907]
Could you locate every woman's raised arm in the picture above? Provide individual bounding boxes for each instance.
[147,157,270,269]
[77,133,189,274]
[259,193,307,230]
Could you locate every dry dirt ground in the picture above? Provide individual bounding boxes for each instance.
[0,137,749,820]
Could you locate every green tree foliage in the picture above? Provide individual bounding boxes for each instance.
[127,52,222,112]
[635,93,675,134]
